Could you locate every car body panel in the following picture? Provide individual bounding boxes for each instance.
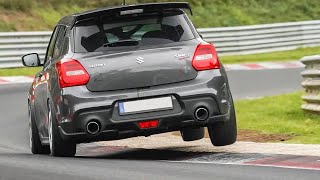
[74,40,199,92]
[47,68,232,143]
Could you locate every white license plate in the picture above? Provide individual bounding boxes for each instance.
[118,97,173,115]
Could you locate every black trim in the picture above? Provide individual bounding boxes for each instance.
[21,53,41,67]
[58,2,192,28]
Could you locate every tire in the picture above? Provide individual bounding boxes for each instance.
[180,127,205,141]
[48,102,76,157]
[207,99,237,146]
[29,105,50,154]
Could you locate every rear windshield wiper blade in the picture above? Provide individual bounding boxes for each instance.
[103,40,139,47]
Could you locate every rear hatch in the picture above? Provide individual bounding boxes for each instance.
[74,6,199,91]
[73,7,199,92]
[76,42,198,92]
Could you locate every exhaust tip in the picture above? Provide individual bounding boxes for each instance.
[195,107,209,121]
[86,121,100,135]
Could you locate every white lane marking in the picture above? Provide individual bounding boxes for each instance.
[162,160,320,171]
[0,76,33,84]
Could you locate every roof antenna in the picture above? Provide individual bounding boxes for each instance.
[122,0,126,5]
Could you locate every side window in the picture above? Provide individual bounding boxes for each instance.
[52,26,67,59]
[45,26,60,64]
[61,36,70,55]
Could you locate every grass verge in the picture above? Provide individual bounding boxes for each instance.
[219,46,320,64]
[2,0,320,31]
[0,67,41,76]
[235,91,320,144]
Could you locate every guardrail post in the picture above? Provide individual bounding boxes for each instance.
[301,55,320,113]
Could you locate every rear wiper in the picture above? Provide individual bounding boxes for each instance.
[103,40,139,47]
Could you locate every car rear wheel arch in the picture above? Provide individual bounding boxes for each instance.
[47,100,76,157]
[207,94,237,146]
[28,102,50,154]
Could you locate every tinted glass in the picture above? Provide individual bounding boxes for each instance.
[52,26,66,59]
[61,37,70,55]
[45,26,60,63]
[74,13,195,52]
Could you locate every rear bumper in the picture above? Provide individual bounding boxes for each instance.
[53,69,232,143]
[58,96,230,143]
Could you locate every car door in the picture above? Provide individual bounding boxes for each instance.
[34,26,63,137]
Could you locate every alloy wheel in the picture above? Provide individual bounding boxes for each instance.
[48,106,53,153]
[28,106,33,149]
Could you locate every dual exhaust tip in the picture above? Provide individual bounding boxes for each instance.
[195,107,209,121]
[86,121,100,135]
[86,107,209,134]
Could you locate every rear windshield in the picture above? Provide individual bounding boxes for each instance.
[74,12,195,52]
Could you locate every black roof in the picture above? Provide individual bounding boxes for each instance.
[57,2,192,27]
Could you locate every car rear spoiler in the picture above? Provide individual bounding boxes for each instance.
[73,2,192,26]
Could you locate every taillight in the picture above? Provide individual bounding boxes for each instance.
[56,59,90,88]
[192,43,220,71]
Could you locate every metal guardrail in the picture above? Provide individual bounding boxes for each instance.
[0,31,50,68]
[301,55,320,113]
[1,20,320,68]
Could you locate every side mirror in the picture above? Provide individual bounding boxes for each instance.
[22,53,41,67]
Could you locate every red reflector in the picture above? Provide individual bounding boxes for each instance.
[192,43,220,71]
[138,120,159,129]
[56,59,90,88]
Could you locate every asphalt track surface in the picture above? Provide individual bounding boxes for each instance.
[1,68,319,180]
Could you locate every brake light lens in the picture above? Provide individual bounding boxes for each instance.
[138,120,159,129]
[192,43,220,71]
[56,59,90,88]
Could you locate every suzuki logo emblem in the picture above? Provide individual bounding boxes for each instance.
[136,57,144,64]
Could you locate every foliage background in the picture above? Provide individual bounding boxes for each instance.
[0,0,319,31]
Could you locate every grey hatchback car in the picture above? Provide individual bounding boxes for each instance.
[22,2,236,157]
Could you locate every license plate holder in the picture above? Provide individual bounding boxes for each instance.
[118,97,173,115]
